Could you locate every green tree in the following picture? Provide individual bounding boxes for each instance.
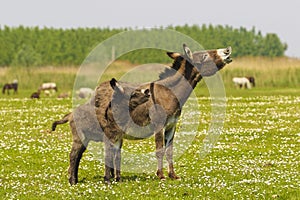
[0,25,288,67]
[259,33,287,57]
[11,44,42,67]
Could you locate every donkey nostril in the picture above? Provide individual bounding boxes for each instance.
[226,47,232,54]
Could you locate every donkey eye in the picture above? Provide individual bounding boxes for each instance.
[202,54,208,61]
[131,92,137,97]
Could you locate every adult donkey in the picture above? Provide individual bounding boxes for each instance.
[95,44,232,183]
[53,44,232,185]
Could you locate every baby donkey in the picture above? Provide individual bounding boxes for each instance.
[102,78,150,183]
[52,78,150,185]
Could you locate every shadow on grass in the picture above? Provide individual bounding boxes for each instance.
[78,173,157,184]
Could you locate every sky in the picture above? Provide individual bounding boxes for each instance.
[1,0,300,57]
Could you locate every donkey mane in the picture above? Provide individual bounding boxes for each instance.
[159,54,197,82]
[158,55,203,93]
[159,55,183,79]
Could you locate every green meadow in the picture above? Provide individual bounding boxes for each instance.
[0,57,300,199]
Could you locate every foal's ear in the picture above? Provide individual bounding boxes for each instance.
[183,44,193,61]
[109,78,117,89]
[110,78,124,93]
[141,88,150,96]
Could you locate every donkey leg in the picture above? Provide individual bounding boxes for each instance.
[155,130,166,180]
[110,167,115,179]
[115,139,123,182]
[166,141,180,179]
[104,138,114,184]
[68,140,87,185]
[165,128,180,180]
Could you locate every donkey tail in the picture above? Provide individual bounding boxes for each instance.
[52,112,72,131]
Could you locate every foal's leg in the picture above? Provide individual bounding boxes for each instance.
[114,139,123,182]
[68,119,89,185]
[104,137,114,184]
[105,139,123,182]
[68,139,87,185]
[155,130,166,180]
[165,127,180,180]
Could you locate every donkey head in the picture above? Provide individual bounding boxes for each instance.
[183,44,232,76]
[109,78,150,110]
[108,78,150,129]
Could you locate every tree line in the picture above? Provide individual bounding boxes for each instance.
[0,24,287,67]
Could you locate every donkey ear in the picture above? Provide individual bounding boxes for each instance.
[183,44,193,61]
[167,52,181,59]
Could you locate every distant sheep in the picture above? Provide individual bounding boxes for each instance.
[58,92,70,99]
[2,80,18,95]
[39,82,57,92]
[77,87,94,99]
[30,91,40,99]
[232,76,255,89]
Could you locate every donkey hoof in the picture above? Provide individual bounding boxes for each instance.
[156,170,166,180]
[115,177,121,182]
[110,169,115,178]
[69,178,78,185]
[157,174,166,181]
[104,177,111,184]
[168,173,181,180]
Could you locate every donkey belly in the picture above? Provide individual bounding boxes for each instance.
[74,110,104,142]
[122,117,179,141]
[123,125,154,140]
[84,127,104,142]
[165,116,179,130]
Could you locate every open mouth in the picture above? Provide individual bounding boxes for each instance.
[224,56,232,63]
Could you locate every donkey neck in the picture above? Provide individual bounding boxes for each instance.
[157,60,202,106]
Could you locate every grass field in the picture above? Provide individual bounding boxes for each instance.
[0,91,299,199]
[0,57,300,199]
